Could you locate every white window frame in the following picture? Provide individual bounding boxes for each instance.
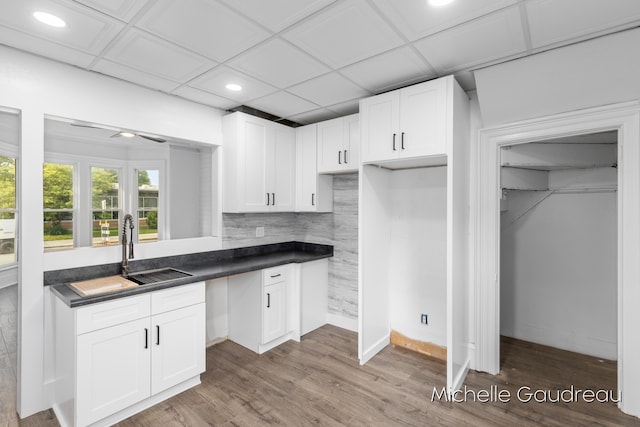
[0,140,18,270]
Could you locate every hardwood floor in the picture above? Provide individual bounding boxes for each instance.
[5,324,640,426]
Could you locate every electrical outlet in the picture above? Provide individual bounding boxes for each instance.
[421,314,428,325]
[256,226,265,237]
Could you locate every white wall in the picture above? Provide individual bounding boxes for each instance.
[500,190,617,359]
[475,28,640,126]
[388,167,447,347]
[0,45,224,417]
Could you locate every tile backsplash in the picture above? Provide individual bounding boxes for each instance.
[222,173,358,319]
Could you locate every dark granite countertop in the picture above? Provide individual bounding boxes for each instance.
[49,241,333,308]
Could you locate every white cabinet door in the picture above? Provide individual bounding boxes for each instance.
[360,90,399,163]
[271,125,296,211]
[399,81,446,158]
[151,303,206,395]
[262,281,287,344]
[240,116,270,212]
[77,318,151,426]
[343,114,360,170]
[296,124,319,211]
[317,117,344,173]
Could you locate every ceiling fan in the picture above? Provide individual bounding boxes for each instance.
[69,122,167,143]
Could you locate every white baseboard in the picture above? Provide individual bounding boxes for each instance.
[326,313,357,332]
[360,334,390,365]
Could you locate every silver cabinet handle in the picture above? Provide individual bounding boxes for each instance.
[266,193,270,206]
[312,193,315,206]
[338,150,342,164]
[392,133,397,151]
[401,132,405,150]
[344,150,348,164]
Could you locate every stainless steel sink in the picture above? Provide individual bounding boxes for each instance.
[126,268,192,285]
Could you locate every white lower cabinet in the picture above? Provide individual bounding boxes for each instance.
[262,280,287,344]
[228,265,294,354]
[76,317,151,426]
[54,282,205,427]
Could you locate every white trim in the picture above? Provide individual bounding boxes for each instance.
[326,313,357,332]
[475,100,640,418]
[360,333,389,365]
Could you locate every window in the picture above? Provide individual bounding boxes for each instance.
[91,166,120,247]
[137,169,159,243]
[43,163,74,250]
[0,155,16,265]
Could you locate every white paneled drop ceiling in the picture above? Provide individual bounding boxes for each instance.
[1,0,640,125]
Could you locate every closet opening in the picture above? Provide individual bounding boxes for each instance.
[499,130,618,397]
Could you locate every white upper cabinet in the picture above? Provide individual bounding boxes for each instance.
[317,113,360,173]
[223,112,296,212]
[295,124,333,212]
[360,76,453,164]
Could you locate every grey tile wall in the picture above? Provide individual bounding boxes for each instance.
[222,173,359,319]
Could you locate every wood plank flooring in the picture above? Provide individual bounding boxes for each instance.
[4,323,640,426]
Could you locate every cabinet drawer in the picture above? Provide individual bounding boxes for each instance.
[151,282,205,315]
[76,294,150,335]
[263,266,287,285]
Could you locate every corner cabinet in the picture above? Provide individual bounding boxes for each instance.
[360,77,453,163]
[223,112,296,212]
[295,124,333,212]
[317,113,359,173]
[53,282,206,427]
[228,265,295,354]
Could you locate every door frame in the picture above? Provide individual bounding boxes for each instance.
[475,100,640,417]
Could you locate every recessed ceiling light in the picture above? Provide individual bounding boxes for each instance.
[33,11,67,28]
[428,0,455,6]
[119,132,136,138]
[225,83,243,92]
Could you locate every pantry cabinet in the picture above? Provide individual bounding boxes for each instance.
[295,124,333,212]
[317,113,359,173]
[223,112,295,212]
[360,77,448,163]
[54,282,206,427]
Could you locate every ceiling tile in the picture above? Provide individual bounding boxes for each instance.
[282,0,404,69]
[103,28,217,82]
[371,0,519,41]
[227,38,330,89]
[288,108,339,125]
[340,46,435,93]
[188,66,278,103]
[413,6,527,73]
[73,0,149,21]
[246,91,318,118]
[0,26,95,67]
[92,59,181,92]
[219,0,337,33]
[171,86,237,110]
[526,0,640,49]
[0,0,125,54]
[136,0,270,62]
[287,72,370,107]
[326,99,360,116]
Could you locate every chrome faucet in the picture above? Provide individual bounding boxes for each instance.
[121,214,135,276]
